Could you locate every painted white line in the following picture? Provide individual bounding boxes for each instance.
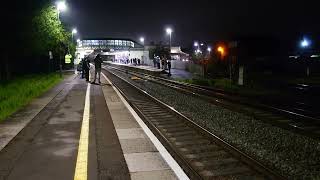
[74,83,91,180]
[101,73,189,180]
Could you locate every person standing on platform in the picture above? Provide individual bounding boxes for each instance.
[93,54,102,84]
[80,58,85,78]
[161,57,165,70]
[167,59,172,76]
[83,57,90,82]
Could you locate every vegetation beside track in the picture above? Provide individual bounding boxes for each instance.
[177,78,279,97]
[0,73,62,122]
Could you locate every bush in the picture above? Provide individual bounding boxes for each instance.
[0,73,62,121]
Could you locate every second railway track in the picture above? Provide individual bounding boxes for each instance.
[105,64,320,139]
[102,68,284,180]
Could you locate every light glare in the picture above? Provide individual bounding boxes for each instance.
[166,28,173,34]
[57,1,67,11]
[301,39,310,48]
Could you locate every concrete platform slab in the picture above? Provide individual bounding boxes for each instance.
[113,119,140,129]
[120,138,157,154]
[116,128,148,140]
[131,170,178,180]
[124,152,170,172]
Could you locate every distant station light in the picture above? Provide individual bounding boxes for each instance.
[207,47,211,52]
[140,37,145,43]
[72,28,77,34]
[194,42,199,47]
[301,39,310,48]
[195,49,202,54]
[166,28,173,35]
[217,46,225,55]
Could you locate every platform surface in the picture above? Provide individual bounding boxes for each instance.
[0,69,183,180]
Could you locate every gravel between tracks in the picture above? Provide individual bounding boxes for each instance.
[109,69,320,179]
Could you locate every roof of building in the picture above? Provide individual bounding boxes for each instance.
[82,38,143,46]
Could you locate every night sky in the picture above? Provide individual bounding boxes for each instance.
[62,0,320,47]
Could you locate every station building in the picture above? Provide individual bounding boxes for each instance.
[75,38,149,64]
[75,38,190,66]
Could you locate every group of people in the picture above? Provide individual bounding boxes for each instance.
[153,56,172,75]
[113,58,142,66]
[80,54,103,84]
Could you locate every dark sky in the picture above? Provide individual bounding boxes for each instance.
[61,0,320,47]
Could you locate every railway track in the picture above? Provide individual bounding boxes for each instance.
[102,68,284,180]
[104,64,320,139]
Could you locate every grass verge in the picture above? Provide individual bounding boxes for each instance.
[0,73,63,122]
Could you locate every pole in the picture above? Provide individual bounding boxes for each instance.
[229,59,232,81]
[57,9,62,77]
[169,33,172,49]
[59,55,62,78]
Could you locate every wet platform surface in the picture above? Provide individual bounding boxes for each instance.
[0,70,182,180]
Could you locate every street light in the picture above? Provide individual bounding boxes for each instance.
[301,38,310,48]
[300,38,311,76]
[56,1,67,77]
[56,1,67,21]
[166,28,173,49]
[217,46,225,56]
[194,42,199,47]
[207,47,212,53]
[140,37,145,45]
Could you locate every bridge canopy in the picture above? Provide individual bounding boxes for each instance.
[79,38,143,51]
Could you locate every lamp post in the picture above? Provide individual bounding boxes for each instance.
[217,46,225,59]
[217,45,231,80]
[140,37,145,45]
[56,1,67,77]
[300,38,311,76]
[166,28,173,49]
[72,28,77,42]
[207,47,211,56]
[140,37,145,64]
[56,1,66,22]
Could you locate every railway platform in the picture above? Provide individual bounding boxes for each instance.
[105,62,164,76]
[105,62,194,80]
[0,70,186,179]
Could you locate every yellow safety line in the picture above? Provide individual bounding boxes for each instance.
[74,83,91,180]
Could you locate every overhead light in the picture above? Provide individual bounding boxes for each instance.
[56,1,67,11]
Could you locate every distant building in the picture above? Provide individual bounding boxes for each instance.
[75,38,189,65]
[170,47,190,61]
[76,38,149,64]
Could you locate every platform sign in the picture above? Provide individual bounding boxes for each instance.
[65,54,72,64]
